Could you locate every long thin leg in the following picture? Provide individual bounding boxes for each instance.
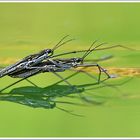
[51,71,73,87]
[52,71,80,86]
[24,63,109,84]
[29,61,108,83]
[71,69,113,89]
[85,55,113,62]
[25,79,38,87]
[0,70,71,93]
[70,68,99,83]
[76,63,111,83]
[50,44,132,59]
[70,68,109,85]
[0,76,38,93]
[71,68,125,95]
[0,78,27,93]
[56,106,84,117]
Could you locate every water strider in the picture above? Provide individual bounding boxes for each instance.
[0,37,132,92]
[0,35,74,78]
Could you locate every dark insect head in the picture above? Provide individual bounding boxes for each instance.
[70,58,82,63]
[45,49,52,54]
[74,58,82,63]
[39,49,53,56]
[45,49,53,56]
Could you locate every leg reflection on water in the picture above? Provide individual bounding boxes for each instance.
[0,72,131,116]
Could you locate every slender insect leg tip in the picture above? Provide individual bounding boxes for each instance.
[101,68,107,72]
[109,74,118,78]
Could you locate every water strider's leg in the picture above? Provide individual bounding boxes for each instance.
[70,68,113,90]
[69,67,123,95]
[0,78,27,93]
[76,63,111,83]
[56,106,84,117]
[52,71,80,86]
[1,66,67,93]
[51,71,73,87]
[24,66,74,87]
[0,77,38,93]
[51,44,132,59]
[25,79,38,87]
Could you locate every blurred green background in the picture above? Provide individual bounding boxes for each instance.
[0,3,140,137]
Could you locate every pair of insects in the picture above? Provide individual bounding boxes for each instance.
[0,35,126,92]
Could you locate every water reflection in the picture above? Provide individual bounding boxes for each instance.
[0,72,131,116]
[0,83,105,109]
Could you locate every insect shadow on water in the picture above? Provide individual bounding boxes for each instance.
[0,72,101,116]
[0,71,132,117]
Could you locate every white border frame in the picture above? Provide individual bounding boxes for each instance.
[0,1,139,139]
[0,1,140,2]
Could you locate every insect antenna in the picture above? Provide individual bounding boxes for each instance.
[52,35,75,52]
[52,35,69,50]
[81,40,98,63]
[81,41,107,63]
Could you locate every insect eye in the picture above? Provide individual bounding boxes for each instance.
[46,49,52,54]
[76,58,81,62]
